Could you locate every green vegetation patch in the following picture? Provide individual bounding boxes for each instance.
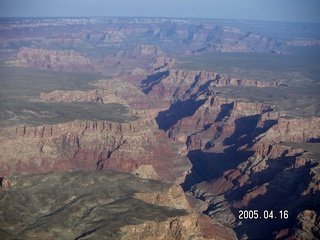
[177,46,320,84]
[214,85,320,118]
[0,101,138,128]
[0,171,188,239]
[177,46,320,118]
[281,142,320,153]
[0,63,137,127]
[0,62,103,99]
[281,142,320,160]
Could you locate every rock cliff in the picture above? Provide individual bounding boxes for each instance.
[0,117,191,184]
[165,94,275,150]
[150,57,177,71]
[257,117,320,143]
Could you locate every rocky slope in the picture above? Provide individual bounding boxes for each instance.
[0,170,203,240]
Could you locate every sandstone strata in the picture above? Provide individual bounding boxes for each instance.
[0,117,191,184]
[150,57,177,70]
[189,142,320,239]
[166,94,275,150]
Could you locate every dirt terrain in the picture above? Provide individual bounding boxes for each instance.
[0,17,319,239]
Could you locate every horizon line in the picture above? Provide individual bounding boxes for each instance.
[0,15,319,24]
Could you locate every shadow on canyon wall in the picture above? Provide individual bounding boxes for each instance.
[214,102,234,122]
[141,70,169,94]
[181,117,277,191]
[181,148,255,191]
[156,98,206,131]
[223,115,261,146]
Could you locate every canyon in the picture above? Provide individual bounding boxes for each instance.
[0,17,320,239]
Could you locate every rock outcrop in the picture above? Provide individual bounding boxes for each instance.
[38,78,154,109]
[150,57,177,71]
[165,94,276,150]
[289,210,320,240]
[11,47,94,72]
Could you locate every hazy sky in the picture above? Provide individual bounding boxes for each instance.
[0,0,319,23]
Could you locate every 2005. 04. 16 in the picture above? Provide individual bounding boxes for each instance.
[238,210,289,220]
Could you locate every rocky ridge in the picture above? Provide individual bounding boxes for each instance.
[11,47,94,72]
[8,45,162,76]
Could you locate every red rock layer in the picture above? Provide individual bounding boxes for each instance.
[0,117,191,184]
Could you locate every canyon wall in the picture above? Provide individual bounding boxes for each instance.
[143,69,283,102]
[0,117,191,184]
[141,68,320,239]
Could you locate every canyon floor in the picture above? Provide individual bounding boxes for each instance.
[0,17,320,239]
